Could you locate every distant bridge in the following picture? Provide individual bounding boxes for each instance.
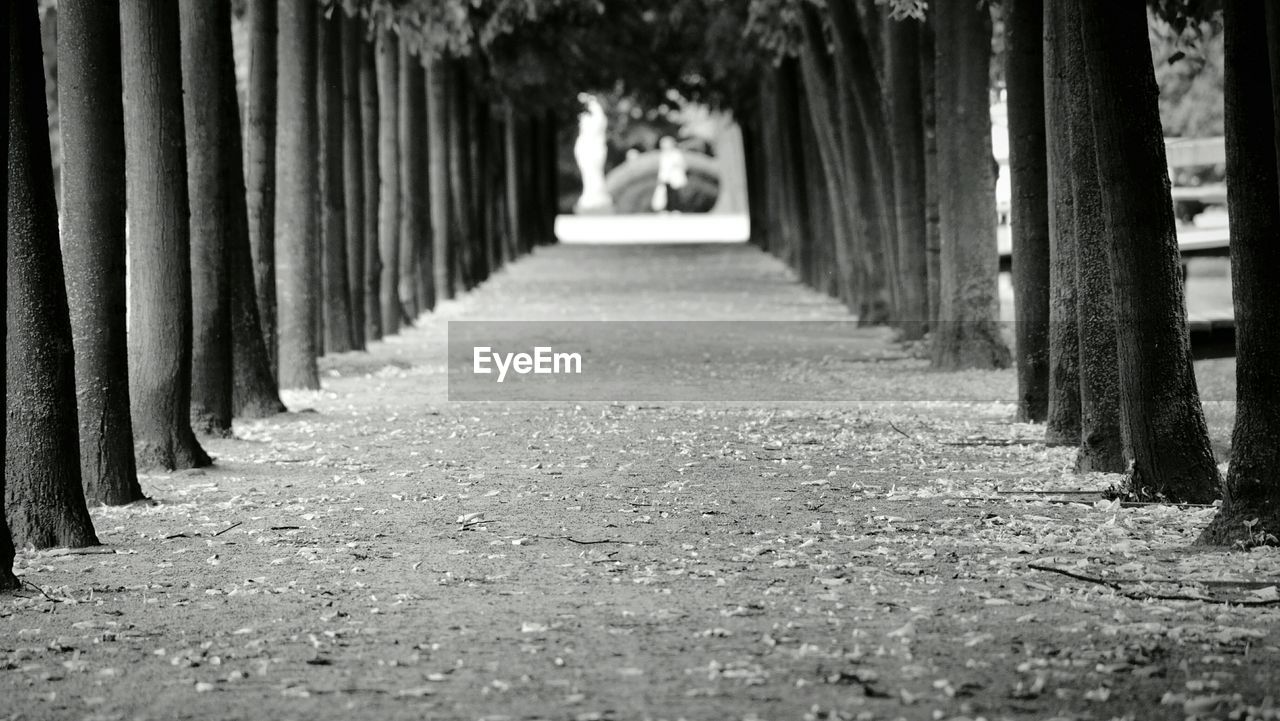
[604,150,721,214]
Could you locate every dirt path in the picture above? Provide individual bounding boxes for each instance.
[3,242,1277,721]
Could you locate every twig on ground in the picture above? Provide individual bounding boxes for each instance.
[563,536,626,545]
[997,489,1099,495]
[213,521,243,537]
[939,496,1213,509]
[944,438,1041,447]
[23,580,61,604]
[1028,563,1280,606]
[887,422,913,440]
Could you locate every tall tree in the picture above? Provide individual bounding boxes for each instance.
[245,0,278,376]
[1076,1,1219,502]
[1,0,14,592]
[121,0,211,470]
[181,0,236,437]
[884,16,929,340]
[7,0,99,549]
[375,24,401,335]
[930,0,1011,369]
[318,10,353,353]
[398,46,424,321]
[274,0,321,389]
[1042,2,1081,446]
[828,0,899,321]
[426,57,454,304]
[360,30,382,341]
[341,11,367,351]
[919,14,941,328]
[1004,0,1051,422]
[1060,10,1125,473]
[57,0,144,504]
[1199,0,1280,544]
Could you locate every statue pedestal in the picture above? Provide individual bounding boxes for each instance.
[574,190,614,215]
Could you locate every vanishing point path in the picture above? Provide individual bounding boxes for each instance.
[4,241,1277,721]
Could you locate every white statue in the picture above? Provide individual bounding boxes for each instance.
[573,93,614,214]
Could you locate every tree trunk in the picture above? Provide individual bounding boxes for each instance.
[1042,3,1082,446]
[318,10,352,354]
[180,0,235,437]
[1058,9,1126,473]
[930,0,1011,370]
[471,97,492,286]
[1,3,12,591]
[828,0,898,320]
[7,0,100,549]
[1076,1,1219,503]
[274,0,320,389]
[359,31,381,342]
[229,195,287,418]
[375,25,400,335]
[121,0,211,470]
[57,0,144,505]
[503,103,521,271]
[341,12,366,350]
[449,65,475,291]
[796,38,858,313]
[426,58,453,303]
[919,15,941,329]
[1198,0,1280,544]
[1004,0,1051,422]
[223,8,286,419]
[398,49,424,321]
[245,0,277,376]
[885,17,929,340]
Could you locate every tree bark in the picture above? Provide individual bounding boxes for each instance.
[7,0,100,549]
[398,48,424,320]
[341,12,366,350]
[318,10,352,354]
[1198,0,1280,544]
[359,31,381,342]
[1004,0,1051,422]
[885,17,929,340]
[274,0,320,389]
[121,0,211,470]
[1076,1,1219,503]
[426,57,454,303]
[229,193,287,418]
[57,0,144,505]
[245,0,278,376]
[180,0,235,437]
[1059,10,1126,473]
[796,30,858,312]
[2,2,16,591]
[224,9,286,419]
[828,0,898,320]
[503,103,521,275]
[930,0,1011,370]
[449,65,475,291]
[375,25,400,335]
[919,15,941,329]
[1042,3,1081,446]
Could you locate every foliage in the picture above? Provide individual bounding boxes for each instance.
[1148,8,1224,138]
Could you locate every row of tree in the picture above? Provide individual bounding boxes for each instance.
[739,0,1278,545]
[3,0,567,591]
[4,0,1279,593]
